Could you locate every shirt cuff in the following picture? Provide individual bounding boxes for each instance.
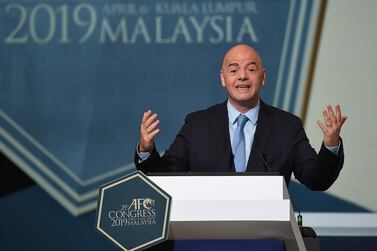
[136,143,151,163]
[325,142,340,156]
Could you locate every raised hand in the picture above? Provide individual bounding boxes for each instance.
[139,110,160,153]
[316,105,347,147]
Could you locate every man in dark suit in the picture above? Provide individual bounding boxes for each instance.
[135,44,347,191]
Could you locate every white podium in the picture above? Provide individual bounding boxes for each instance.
[149,175,306,251]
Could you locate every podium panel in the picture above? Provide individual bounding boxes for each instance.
[149,175,307,251]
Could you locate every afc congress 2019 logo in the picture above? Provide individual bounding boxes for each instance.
[108,198,157,227]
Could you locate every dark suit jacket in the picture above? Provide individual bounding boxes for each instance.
[135,101,344,191]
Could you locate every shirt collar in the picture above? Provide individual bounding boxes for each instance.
[227,99,260,126]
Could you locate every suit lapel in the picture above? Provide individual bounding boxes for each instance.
[246,101,275,172]
[210,101,234,172]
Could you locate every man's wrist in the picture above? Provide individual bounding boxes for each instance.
[136,143,151,162]
[324,141,341,156]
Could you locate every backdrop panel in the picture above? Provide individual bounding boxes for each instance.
[0,0,321,215]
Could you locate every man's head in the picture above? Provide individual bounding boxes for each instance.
[220,44,266,112]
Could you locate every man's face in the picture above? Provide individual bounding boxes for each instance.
[220,45,266,109]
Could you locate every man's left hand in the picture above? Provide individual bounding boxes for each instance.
[316,105,348,147]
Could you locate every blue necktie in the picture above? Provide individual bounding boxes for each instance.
[233,115,248,172]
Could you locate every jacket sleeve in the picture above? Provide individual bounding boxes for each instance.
[134,114,193,173]
[292,119,344,191]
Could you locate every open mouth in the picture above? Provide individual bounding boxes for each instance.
[235,84,251,90]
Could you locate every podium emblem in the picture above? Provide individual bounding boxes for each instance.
[96,171,171,250]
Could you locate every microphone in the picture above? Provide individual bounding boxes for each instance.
[256,148,271,172]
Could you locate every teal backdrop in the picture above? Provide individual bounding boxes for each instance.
[1,0,366,217]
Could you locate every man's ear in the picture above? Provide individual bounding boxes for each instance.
[261,69,267,86]
[220,70,225,87]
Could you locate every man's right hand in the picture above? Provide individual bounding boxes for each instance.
[139,110,160,153]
